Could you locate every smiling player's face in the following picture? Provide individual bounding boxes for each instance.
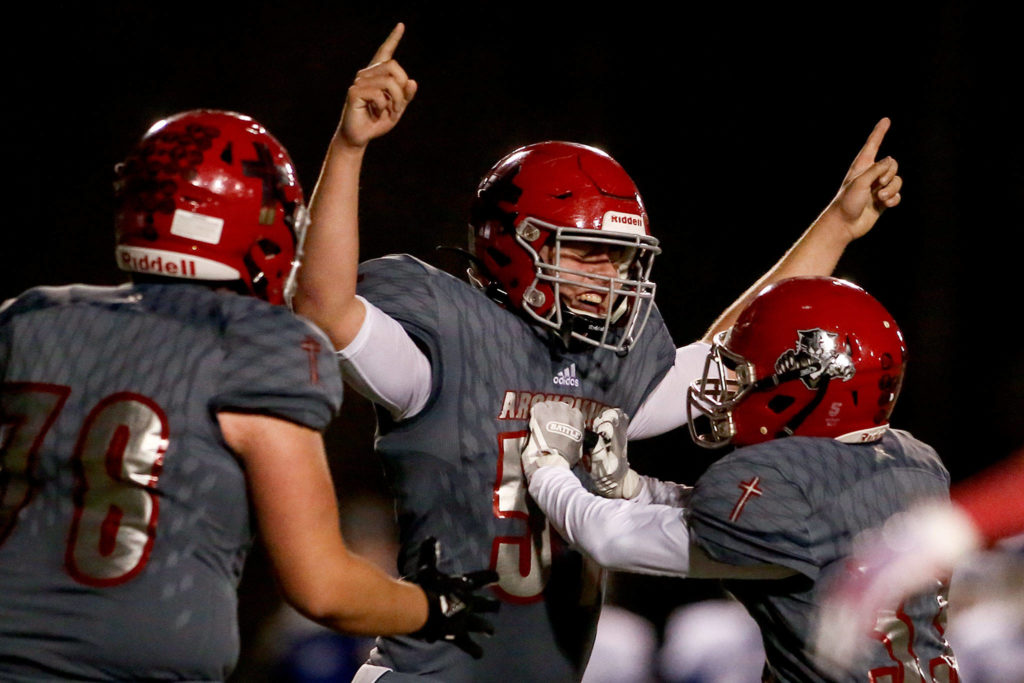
[540,241,632,316]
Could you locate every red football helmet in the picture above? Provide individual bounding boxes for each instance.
[688,277,907,448]
[114,110,306,305]
[468,141,660,353]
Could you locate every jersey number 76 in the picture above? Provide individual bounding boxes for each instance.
[1,382,168,587]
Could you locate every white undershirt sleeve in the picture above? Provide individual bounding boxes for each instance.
[528,466,692,577]
[336,296,433,421]
[631,475,693,508]
[627,342,712,440]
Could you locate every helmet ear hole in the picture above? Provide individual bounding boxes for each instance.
[767,395,796,414]
[256,238,281,256]
[486,246,512,268]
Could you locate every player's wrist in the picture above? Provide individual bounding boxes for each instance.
[412,587,445,641]
[330,131,371,157]
[523,453,571,481]
[814,202,861,247]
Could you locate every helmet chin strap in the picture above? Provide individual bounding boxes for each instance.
[554,304,625,354]
[556,305,596,348]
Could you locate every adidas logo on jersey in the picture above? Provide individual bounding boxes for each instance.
[553,364,580,387]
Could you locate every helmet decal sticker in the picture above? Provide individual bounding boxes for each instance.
[243,142,289,226]
[471,163,523,233]
[776,328,856,389]
[114,122,221,221]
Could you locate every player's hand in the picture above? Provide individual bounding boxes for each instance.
[408,538,500,659]
[824,118,903,243]
[522,401,586,480]
[337,23,418,149]
[812,501,979,671]
[584,408,642,499]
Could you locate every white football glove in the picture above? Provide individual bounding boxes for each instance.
[522,401,585,480]
[586,408,642,499]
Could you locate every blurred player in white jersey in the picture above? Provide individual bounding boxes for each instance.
[0,110,494,681]
[294,23,903,682]
[522,277,961,682]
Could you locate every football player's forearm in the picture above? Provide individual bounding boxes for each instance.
[528,466,692,576]
[227,413,427,635]
[293,142,366,349]
[632,474,693,508]
[289,554,429,636]
[701,217,850,343]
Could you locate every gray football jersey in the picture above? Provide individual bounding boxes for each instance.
[357,255,676,681]
[0,283,341,681]
[688,429,960,682]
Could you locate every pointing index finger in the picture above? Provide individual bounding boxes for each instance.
[851,117,891,170]
[369,22,405,67]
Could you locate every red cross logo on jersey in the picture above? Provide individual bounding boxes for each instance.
[300,337,321,385]
[729,476,763,522]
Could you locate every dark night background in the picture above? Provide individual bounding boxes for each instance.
[8,2,1022,677]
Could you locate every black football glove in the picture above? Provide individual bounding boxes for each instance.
[408,537,500,659]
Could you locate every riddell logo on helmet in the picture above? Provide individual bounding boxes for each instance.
[601,212,645,236]
[116,246,241,281]
[609,215,642,227]
[119,250,198,277]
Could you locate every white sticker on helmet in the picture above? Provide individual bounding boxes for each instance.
[116,246,241,281]
[601,211,645,236]
[170,209,225,244]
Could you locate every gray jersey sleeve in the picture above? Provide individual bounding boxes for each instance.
[689,452,818,578]
[211,299,342,431]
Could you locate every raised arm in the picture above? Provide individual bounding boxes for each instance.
[702,118,902,340]
[292,23,418,349]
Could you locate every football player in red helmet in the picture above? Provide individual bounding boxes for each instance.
[520,277,960,681]
[0,108,496,681]
[113,109,306,306]
[687,276,907,448]
[468,140,660,353]
[293,23,905,682]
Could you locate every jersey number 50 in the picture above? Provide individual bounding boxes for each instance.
[490,431,552,603]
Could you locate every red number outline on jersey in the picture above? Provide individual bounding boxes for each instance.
[1,382,71,543]
[868,596,959,682]
[1,384,169,587]
[66,391,169,587]
[490,430,552,604]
